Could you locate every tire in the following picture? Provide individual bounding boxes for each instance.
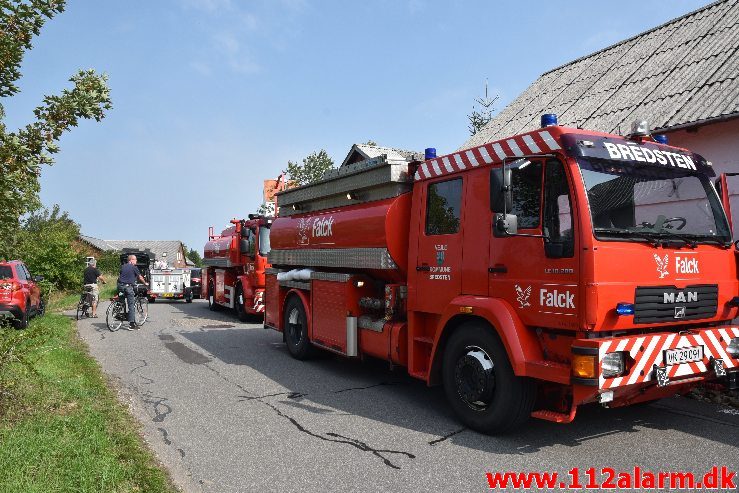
[106,302,123,332]
[149,297,156,303]
[14,302,29,329]
[283,295,312,360]
[234,285,248,322]
[76,302,86,320]
[134,298,149,326]
[208,282,219,311]
[37,298,45,317]
[185,289,193,304]
[442,322,536,434]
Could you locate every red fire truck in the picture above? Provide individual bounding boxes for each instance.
[202,215,272,320]
[264,115,739,433]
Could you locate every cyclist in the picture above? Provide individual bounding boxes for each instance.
[118,254,148,330]
[83,259,106,317]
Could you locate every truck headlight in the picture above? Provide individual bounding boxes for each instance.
[728,337,739,358]
[602,352,626,378]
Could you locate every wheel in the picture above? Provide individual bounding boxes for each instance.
[149,297,156,303]
[37,297,45,317]
[208,282,219,311]
[283,295,312,360]
[14,302,29,329]
[234,284,248,321]
[442,322,536,434]
[134,298,149,326]
[76,301,86,320]
[106,302,123,332]
[185,289,193,304]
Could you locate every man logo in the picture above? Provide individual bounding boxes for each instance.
[654,253,669,278]
[674,306,686,319]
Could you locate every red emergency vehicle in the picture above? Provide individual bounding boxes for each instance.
[264,115,739,433]
[202,215,271,320]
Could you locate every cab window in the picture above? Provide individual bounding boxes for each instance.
[543,160,575,258]
[426,178,462,235]
[510,160,543,229]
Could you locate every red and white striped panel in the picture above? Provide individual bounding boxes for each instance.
[598,327,739,389]
[414,129,562,181]
[253,291,265,313]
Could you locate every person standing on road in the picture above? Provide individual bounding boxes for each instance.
[83,259,106,318]
[118,254,148,330]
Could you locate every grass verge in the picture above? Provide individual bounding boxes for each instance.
[0,309,177,492]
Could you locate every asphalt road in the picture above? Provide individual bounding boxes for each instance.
[75,299,739,492]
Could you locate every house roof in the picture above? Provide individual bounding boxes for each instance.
[341,143,421,167]
[463,0,739,149]
[80,236,185,263]
[79,235,113,252]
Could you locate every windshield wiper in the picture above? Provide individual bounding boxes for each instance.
[594,228,660,247]
[645,230,697,248]
[678,234,732,248]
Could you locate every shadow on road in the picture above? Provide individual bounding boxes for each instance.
[169,302,739,455]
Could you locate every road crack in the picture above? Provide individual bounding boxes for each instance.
[428,427,466,445]
[205,363,415,470]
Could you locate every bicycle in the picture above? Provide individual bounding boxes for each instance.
[106,284,149,332]
[76,285,95,320]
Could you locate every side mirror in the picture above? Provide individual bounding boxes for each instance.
[490,168,512,213]
[33,275,44,282]
[239,239,249,253]
[493,213,518,237]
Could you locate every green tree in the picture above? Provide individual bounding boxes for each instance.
[285,149,334,186]
[9,205,83,291]
[468,79,499,136]
[186,248,202,267]
[0,1,112,252]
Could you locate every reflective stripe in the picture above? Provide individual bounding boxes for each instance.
[492,143,507,161]
[522,134,541,153]
[539,130,561,150]
[465,150,479,167]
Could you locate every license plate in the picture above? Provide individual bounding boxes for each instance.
[163,293,173,298]
[664,345,703,365]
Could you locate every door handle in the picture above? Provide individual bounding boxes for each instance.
[416,265,431,271]
[488,265,508,273]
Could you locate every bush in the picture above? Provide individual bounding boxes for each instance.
[10,206,84,291]
[96,250,121,274]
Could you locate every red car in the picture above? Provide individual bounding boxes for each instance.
[0,260,44,329]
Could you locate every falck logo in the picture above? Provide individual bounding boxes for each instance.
[654,254,669,279]
[297,218,311,245]
[515,285,532,308]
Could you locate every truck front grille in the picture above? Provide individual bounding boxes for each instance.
[633,284,718,324]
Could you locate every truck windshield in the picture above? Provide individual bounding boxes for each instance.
[259,225,271,256]
[578,158,731,245]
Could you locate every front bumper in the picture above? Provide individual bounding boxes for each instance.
[574,326,739,392]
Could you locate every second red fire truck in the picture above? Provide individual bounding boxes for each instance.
[202,215,272,320]
[261,115,739,433]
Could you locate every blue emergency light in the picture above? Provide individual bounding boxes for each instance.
[541,114,558,127]
[425,148,437,160]
[616,303,635,316]
[654,134,668,144]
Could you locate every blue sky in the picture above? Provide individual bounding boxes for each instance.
[4,0,710,252]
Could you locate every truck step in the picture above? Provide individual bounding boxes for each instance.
[531,409,576,423]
